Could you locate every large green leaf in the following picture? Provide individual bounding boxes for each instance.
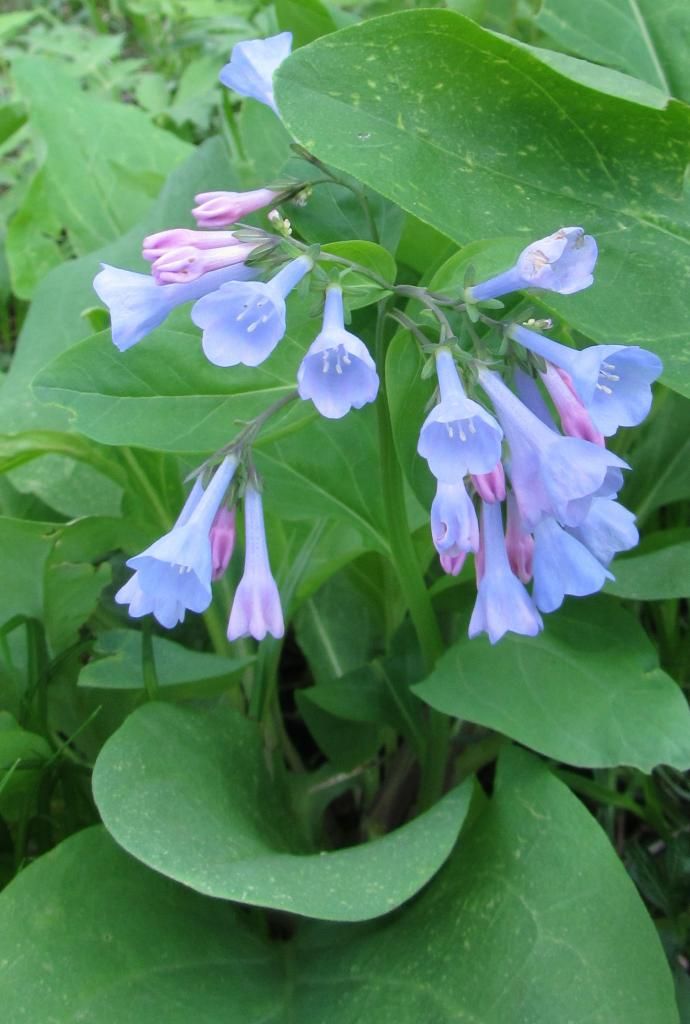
[414,598,690,771]
[93,701,471,921]
[0,751,679,1022]
[7,57,190,297]
[275,11,690,396]
[605,532,690,600]
[536,0,690,101]
[78,629,252,698]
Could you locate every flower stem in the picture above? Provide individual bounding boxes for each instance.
[374,301,449,809]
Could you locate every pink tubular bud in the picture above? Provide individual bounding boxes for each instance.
[440,551,467,576]
[471,462,506,503]
[505,492,534,584]
[142,228,242,261]
[192,188,281,228]
[151,242,259,285]
[210,506,236,581]
[542,363,605,446]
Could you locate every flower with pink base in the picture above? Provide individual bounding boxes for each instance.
[192,188,281,228]
[228,486,284,642]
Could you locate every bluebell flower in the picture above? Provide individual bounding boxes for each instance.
[468,500,543,644]
[227,485,284,641]
[430,480,479,557]
[468,227,597,301]
[191,254,313,367]
[297,286,379,419]
[93,262,257,352]
[567,498,638,565]
[418,350,503,482]
[509,325,663,436]
[478,368,629,530]
[219,32,293,114]
[117,456,238,626]
[532,517,612,613]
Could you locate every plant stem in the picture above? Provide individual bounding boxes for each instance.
[374,301,448,808]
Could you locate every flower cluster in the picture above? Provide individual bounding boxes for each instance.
[96,34,385,641]
[419,228,662,643]
[95,33,663,649]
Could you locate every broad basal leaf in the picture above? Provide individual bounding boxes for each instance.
[276,11,690,396]
[92,701,471,921]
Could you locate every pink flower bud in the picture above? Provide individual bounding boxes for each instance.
[505,492,534,583]
[192,188,281,228]
[151,242,258,285]
[142,228,242,262]
[471,462,506,503]
[210,506,236,581]
[541,363,605,446]
[440,551,467,576]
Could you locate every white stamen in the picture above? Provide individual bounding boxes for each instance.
[601,361,616,371]
[596,383,613,395]
[446,424,453,438]
[246,318,263,333]
[342,352,351,365]
[468,420,477,434]
[458,425,467,442]
[322,351,329,373]
[599,371,620,382]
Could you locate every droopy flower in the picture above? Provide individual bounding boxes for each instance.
[567,498,638,566]
[192,188,281,228]
[93,263,258,352]
[430,481,479,556]
[478,368,629,531]
[297,285,379,418]
[191,254,313,367]
[417,349,503,482]
[118,456,238,626]
[219,32,293,114]
[210,506,236,581]
[228,485,284,641]
[509,324,663,436]
[532,517,612,613]
[468,500,543,644]
[467,227,597,301]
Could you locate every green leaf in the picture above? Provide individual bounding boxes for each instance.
[623,388,690,524]
[276,0,338,47]
[0,752,679,1022]
[93,702,472,921]
[79,629,252,698]
[535,0,689,101]
[7,57,190,297]
[0,712,51,821]
[414,598,690,771]
[605,531,690,600]
[276,10,690,396]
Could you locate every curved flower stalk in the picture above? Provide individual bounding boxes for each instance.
[192,254,313,367]
[509,324,663,436]
[467,227,597,301]
[93,262,258,352]
[228,485,284,641]
[418,350,503,482]
[431,480,480,558]
[219,32,293,114]
[468,500,543,644]
[117,457,238,627]
[297,285,379,418]
[532,517,613,613]
[478,368,629,531]
[192,188,282,228]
